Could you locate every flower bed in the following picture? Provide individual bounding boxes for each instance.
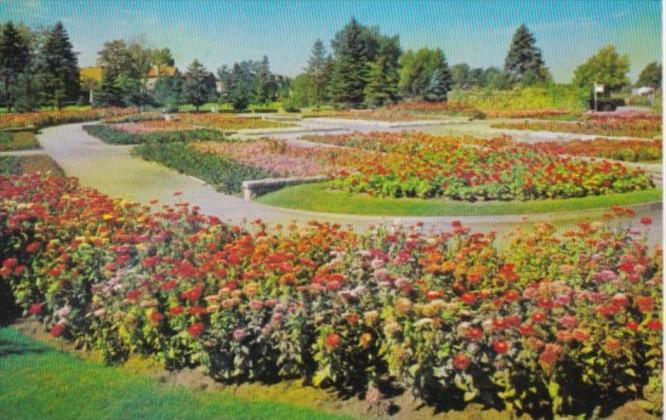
[179,113,294,130]
[83,124,227,145]
[301,132,653,200]
[0,108,138,130]
[0,131,39,151]
[0,173,661,416]
[193,139,361,178]
[484,109,578,120]
[133,142,278,193]
[303,102,485,121]
[491,113,662,139]
[522,139,662,163]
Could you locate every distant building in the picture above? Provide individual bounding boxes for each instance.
[146,65,179,90]
[79,65,183,103]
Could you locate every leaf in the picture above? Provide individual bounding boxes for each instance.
[464,390,478,402]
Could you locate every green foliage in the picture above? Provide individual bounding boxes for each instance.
[398,48,450,99]
[637,62,662,90]
[0,130,39,151]
[0,21,32,112]
[449,85,588,112]
[424,67,452,102]
[504,24,549,84]
[306,39,332,105]
[364,35,402,107]
[573,45,630,93]
[329,18,377,107]
[83,124,227,145]
[33,21,80,110]
[153,75,183,112]
[133,142,278,193]
[289,73,316,108]
[182,60,214,111]
[0,155,20,175]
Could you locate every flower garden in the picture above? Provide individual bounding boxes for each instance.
[491,111,662,139]
[0,171,662,417]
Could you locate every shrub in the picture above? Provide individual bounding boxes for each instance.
[133,142,278,193]
[449,86,589,113]
[0,131,39,152]
[83,124,228,145]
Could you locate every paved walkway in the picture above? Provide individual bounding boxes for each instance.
[36,122,662,245]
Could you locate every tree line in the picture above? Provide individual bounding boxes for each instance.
[0,18,661,112]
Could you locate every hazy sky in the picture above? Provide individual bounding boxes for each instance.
[0,0,661,82]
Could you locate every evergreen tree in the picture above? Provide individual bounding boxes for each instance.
[329,18,374,107]
[153,73,183,111]
[424,64,452,102]
[364,35,401,107]
[504,24,549,84]
[256,55,277,103]
[0,22,32,112]
[34,21,80,110]
[306,39,331,105]
[228,62,251,111]
[182,60,211,111]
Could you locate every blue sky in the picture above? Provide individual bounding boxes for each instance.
[0,0,661,82]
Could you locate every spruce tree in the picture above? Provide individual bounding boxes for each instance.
[35,22,80,110]
[0,22,32,112]
[307,39,331,105]
[504,24,548,84]
[182,60,211,111]
[364,35,401,107]
[329,18,372,107]
[424,65,452,102]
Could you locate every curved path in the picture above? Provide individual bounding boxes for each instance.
[37,122,662,245]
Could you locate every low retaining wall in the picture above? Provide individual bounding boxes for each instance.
[242,176,327,200]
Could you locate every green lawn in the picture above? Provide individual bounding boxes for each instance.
[257,182,662,216]
[0,326,348,420]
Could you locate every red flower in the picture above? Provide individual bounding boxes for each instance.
[640,217,652,225]
[466,327,483,341]
[636,296,654,313]
[519,323,534,336]
[493,340,509,354]
[2,258,18,270]
[0,266,11,278]
[453,352,472,370]
[181,286,202,302]
[647,319,662,331]
[50,323,65,337]
[187,322,204,337]
[149,311,164,324]
[26,242,41,254]
[498,264,518,282]
[325,333,341,350]
[461,292,476,305]
[188,306,207,316]
[626,320,640,331]
[28,303,43,315]
[531,311,546,323]
[126,289,141,301]
[169,306,184,316]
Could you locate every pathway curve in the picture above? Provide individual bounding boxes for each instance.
[37,122,662,245]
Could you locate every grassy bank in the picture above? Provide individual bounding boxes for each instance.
[257,182,662,216]
[0,326,347,420]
